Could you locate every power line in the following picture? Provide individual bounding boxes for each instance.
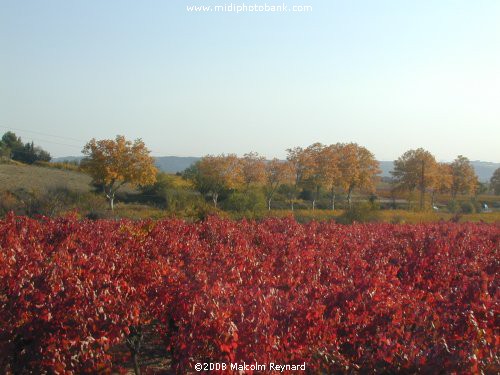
[0,126,166,155]
[0,125,85,143]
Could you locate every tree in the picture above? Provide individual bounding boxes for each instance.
[301,143,327,210]
[450,155,478,197]
[491,168,500,195]
[430,163,452,207]
[186,154,242,208]
[1,131,23,159]
[392,148,437,210]
[338,143,380,208]
[20,141,51,164]
[81,135,157,210]
[263,159,293,210]
[0,132,51,163]
[321,144,341,210]
[285,147,308,210]
[240,152,266,190]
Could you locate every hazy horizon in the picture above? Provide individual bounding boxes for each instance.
[1,0,499,162]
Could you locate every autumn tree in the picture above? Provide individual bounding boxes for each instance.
[490,168,500,195]
[81,135,157,210]
[391,148,437,210]
[450,155,478,197]
[263,159,293,210]
[186,154,242,208]
[321,144,342,210]
[301,143,327,210]
[338,143,380,208]
[240,152,266,190]
[430,162,452,207]
[285,147,308,210]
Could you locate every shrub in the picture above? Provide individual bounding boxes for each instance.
[0,216,497,373]
[336,202,381,224]
[447,200,460,213]
[459,201,476,214]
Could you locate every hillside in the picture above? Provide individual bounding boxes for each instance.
[0,162,93,193]
[0,162,137,194]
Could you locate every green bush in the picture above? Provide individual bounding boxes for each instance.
[222,190,266,213]
[336,202,381,224]
[446,200,460,214]
[459,201,476,214]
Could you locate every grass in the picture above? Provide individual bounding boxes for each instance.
[0,162,138,194]
[255,209,500,224]
[0,162,93,193]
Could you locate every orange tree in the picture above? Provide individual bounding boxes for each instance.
[81,135,157,210]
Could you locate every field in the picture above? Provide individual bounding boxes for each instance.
[0,162,93,193]
[0,215,498,373]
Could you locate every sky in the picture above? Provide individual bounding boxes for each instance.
[0,0,499,162]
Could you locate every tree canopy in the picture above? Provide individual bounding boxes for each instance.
[0,131,51,164]
[490,168,500,195]
[392,148,437,209]
[81,135,157,210]
[450,155,478,197]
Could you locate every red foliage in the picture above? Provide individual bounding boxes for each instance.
[0,214,498,373]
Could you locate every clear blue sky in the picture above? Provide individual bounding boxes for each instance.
[1,0,499,161]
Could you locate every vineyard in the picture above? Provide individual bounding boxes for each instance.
[0,214,498,374]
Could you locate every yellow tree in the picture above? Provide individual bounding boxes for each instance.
[392,148,437,210]
[338,143,380,208]
[188,154,243,208]
[450,155,478,198]
[431,162,452,207]
[82,135,157,210]
[285,146,308,210]
[240,152,266,190]
[263,159,294,210]
[301,142,327,210]
[321,144,341,210]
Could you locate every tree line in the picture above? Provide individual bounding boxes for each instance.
[184,143,381,210]
[185,145,489,211]
[3,132,496,213]
[391,149,480,210]
[0,131,51,164]
[77,135,499,212]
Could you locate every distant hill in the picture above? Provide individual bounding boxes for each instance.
[53,156,499,181]
[154,156,200,174]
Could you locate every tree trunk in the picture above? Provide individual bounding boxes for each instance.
[126,326,143,375]
[419,160,425,210]
[312,185,320,210]
[105,191,115,211]
[132,352,140,375]
[347,187,353,209]
[267,198,272,211]
[330,188,336,211]
[212,193,218,208]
